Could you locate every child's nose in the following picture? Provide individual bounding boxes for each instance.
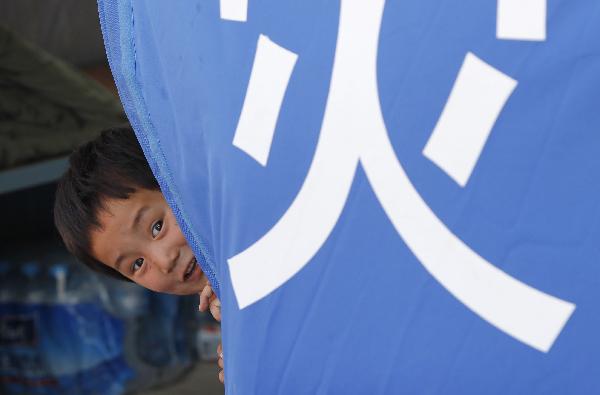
[152,246,179,273]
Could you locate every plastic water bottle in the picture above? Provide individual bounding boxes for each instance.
[99,277,149,319]
[136,292,178,367]
[48,263,68,302]
[20,261,45,304]
[46,259,134,395]
[65,264,101,305]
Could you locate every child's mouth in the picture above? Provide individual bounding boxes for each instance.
[184,257,197,281]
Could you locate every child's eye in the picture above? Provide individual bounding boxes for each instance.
[132,258,144,272]
[151,221,163,238]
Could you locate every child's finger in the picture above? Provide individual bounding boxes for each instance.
[198,293,207,311]
[217,343,224,383]
[209,297,221,322]
[198,285,213,311]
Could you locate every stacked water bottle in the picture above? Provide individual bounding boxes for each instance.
[0,245,202,395]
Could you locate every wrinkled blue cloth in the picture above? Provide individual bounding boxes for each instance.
[98,0,600,393]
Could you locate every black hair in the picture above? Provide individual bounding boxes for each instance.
[54,125,159,282]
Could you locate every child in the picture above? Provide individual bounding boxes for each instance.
[53,125,224,383]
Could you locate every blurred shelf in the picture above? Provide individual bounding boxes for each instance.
[0,156,68,195]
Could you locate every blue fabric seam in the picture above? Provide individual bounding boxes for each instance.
[97,0,220,297]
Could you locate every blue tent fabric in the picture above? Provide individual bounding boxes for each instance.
[98,0,600,393]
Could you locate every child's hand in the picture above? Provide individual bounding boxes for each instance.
[198,284,221,322]
[199,284,224,384]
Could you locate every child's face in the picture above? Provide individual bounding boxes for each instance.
[90,189,207,295]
